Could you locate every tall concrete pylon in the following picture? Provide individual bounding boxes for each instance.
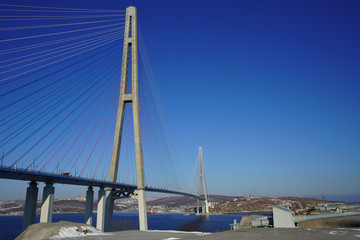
[197,147,209,214]
[108,6,148,230]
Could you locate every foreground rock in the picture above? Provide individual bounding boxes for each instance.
[16,221,109,240]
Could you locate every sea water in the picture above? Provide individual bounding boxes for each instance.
[0,212,267,239]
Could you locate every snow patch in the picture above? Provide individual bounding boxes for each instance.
[50,226,111,239]
[162,238,181,240]
[328,230,348,235]
[355,235,360,238]
[145,230,211,236]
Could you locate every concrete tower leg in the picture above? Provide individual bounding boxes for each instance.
[22,181,38,230]
[40,183,54,223]
[137,189,147,230]
[85,186,94,225]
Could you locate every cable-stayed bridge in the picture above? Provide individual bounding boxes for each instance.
[0,4,209,232]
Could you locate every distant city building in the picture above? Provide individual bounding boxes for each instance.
[76,196,85,201]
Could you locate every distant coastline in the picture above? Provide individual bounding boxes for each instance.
[0,195,346,216]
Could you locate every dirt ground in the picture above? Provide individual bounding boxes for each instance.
[298,215,360,228]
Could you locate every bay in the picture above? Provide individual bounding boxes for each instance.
[0,212,265,240]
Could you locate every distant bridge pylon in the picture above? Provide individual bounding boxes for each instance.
[197,146,209,214]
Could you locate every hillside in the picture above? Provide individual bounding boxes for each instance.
[147,195,238,207]
[210,196,333,214]
[0,195,341,215]
[0,199,122,216]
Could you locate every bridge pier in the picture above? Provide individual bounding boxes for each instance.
[104,188,114,232]
[22,181,38,230]
[137,189,148,230]
[96,187,105,231]
[197,199,200,214]
[85,186,93,225]
[196,199,209,215]
[40,182,55,223]
[96,187,113,232]
[204,200,210,214]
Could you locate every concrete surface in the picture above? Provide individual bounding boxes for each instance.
[60,228,360,240]
[16,218,360,240]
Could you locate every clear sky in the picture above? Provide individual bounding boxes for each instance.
[0,0,359,202]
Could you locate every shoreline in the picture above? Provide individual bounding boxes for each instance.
[0,210,272,217]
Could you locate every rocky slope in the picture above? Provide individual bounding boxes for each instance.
[210,196,334,214]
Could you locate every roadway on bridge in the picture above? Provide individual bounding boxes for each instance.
[0,167,202,200]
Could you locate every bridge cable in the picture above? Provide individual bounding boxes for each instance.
[78,102,118,178]
[0,22,123,44]
[0,19,123,31]
[0,3,126,12]
[0,33,123,84]
[0,27,123,56]
[7,67,116,168]
[43,74,119,173]
[55,70,120,174]
[0,33,122,78]
[67,85,119,174]
[0,41,122,104]
[33,62,120,171]
[0,14,125,21]
[0,31,122,67]
[92,118,116,180]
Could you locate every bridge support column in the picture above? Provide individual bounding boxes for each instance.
[40,183,54,223]
[96,187,105,231]
[96,187,113,232]
[197,199,200,214]
[137,189,148,230]
[196,200,209,215]
[85,186,93,225]
[22,181,38,230]
[204,200,209,214]
[104,189,114,232]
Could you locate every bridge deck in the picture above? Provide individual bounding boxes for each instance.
[0,167,136,189]
[0,167,201,199]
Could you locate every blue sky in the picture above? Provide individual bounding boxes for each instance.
[0,0,360,201]
[136,0,360,201]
